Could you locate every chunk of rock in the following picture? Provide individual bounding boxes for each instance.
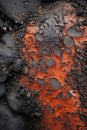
[67,26,83,37]
[50,78,61,90]
[0,47,14,66]
[46,104,55,114]
[56,92,62,99]
[0,0,41,23]
[46,58,55,68]
[37,78,45,86]
[0,18,3,29]
[36,33,44,42]
[0,83,6,97]
[13,59,23,72]
[66,91,72,100]
[7,91,24,112]
[2,33,15,47]
[0,104,25,130]
[64,36,74,48]
[0,71,7,83]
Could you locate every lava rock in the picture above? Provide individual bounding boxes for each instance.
[56,92,62,99]
[37,78,45,86]
[50,78,61,90]
[0,18,3,29]
[13,59,23,72]
[0,104,25,130]
[7,85,43,118]
[0,83,6,97]
[2,33,15,47]
[46,104,55,114]
[46,58,55,68]
[0,47,14,66]
[36,33,44,42]
[67,26,83,37]
[39,1,64,43]
[7,91,24,112]
[0,71,7,83]
[64,36,74,48]
[32,60,38,70]
[66,91,72,99]
[0,0,41,23]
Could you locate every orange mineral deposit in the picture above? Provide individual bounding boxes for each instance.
[20,2,87,130]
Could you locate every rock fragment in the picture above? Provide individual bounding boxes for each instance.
[0,47,14,66]
[0,83,6,97]
[2,33,15,47]
[56,92,62,99]
[37,78,45,86]
[64,36,74,48]
[66,91,72,100]
[46,58,55,68]
[50,78,61,90]
[13,59,23,72]
[0,71,7,83]
[0,105,25,130]
[0,0,41,23]
[67,26,83,37]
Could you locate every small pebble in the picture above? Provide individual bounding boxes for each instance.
[66,91,72,100]
[37,78,45,86]
[50,78,61,90]
[67,26,83,37]
[64,36,74,48]
[46,58,55,68]
[36,33,44,42]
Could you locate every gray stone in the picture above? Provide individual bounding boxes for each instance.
[64,36,74,48]
[0,18,3,29]
[37,78,45,86]
[36,33,44,42]
[0,83,6,97]
[66,91,72,99]
[0,0,41,23]
[0,104,25,130]
[46,58,55,68]
[67,26,83,37]
[13,59,23,72]
[56,92,62,99]
[0,47,14,66]
[0,71,7,83]
[2,33,15,47]
[46,104,55,114]
[32,60,38,70]
[7,91,24,112]
[50,78,61,90]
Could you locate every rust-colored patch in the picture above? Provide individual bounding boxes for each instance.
[20,3,87,130]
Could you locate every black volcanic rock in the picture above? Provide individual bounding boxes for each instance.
[0,104,25,130]
[0,83,6,97]
[0,0,41,23]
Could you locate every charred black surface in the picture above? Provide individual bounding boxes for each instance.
[66,43,87,123]
[69,0,87,22]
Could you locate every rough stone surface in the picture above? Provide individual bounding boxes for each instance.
[64,36,74,48]
[67,26,83,37]
[2,33,15,47]
[13,59,23,72]
[0,47,14,66]
[0,105,25,130]
[0,0,41,23]
[0,83,6,97]
[46,58,55,68]
[50,78,61,90]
